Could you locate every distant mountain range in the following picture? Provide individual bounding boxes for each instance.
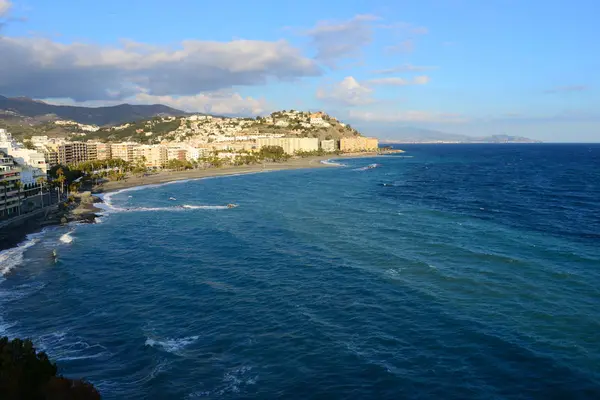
[0,95,187,126]
[379,127,541,144]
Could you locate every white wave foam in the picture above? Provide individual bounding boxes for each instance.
[182,204,229,210]
[59,232,74,244]
[320,159,347,167]
[145,335,200,354]
[353,163,381,171]
[37,330,109,362]
[0,231,46,276]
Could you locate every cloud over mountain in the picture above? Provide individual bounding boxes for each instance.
[0,36,321,102]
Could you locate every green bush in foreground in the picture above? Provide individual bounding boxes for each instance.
[0,337,101,399]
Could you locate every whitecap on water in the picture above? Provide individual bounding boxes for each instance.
[59,231,74,244]
[0,231,46,277]
[145,335,200,354]
[36,330,109,362]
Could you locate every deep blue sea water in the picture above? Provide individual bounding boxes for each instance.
[1,144,600,399]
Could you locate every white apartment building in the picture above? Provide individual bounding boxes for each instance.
[255,137,319,155]
[0,129,48,185]
[0,152,22,217]
[320,139,336,152]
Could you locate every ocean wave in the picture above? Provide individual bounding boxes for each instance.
[188,366,258,398]
[37,330,109,362]
[353,163,381,171]
[59,231,74,244]
[0,231,46,277]
[145,335,200,354]
[320,159,347,167]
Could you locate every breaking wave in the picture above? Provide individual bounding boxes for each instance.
[0,231,46,277]
[145,335,200,354]
[320,159,347,167]
[59,232,74,244]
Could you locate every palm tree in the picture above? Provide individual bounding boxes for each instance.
[14,180,23,216]
[37,177,47,208]
[55,168,66,200]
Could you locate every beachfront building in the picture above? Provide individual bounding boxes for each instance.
[0,152,22,218]
[167,147,187,161]
[57,142,88,165]
[110,142,138,163]
[0,129,48,185]
[133,145,168,168]
[320,139,337,152]
[87,142,111,161]
[339,137,379,153]
[41,147,59,168]
[255,137,319,155]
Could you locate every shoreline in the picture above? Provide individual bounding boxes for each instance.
[93,153,379,194]
[0,153,381,254]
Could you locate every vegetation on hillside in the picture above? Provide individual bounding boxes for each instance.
[0,336,100,399]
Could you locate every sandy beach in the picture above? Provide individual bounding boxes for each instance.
[93,153,378,194]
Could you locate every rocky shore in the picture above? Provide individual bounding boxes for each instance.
[0,192,103,252]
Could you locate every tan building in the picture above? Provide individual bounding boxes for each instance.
[133,145,168,168]
[57,142,88,165]
[0,152,22,218]
[42,147,59,167]
[320,139,336,152]
[167,148,187,161]
[87,142,112,161]
[255,137,319,155]
[110,142,138,162]
[339,137,379,153]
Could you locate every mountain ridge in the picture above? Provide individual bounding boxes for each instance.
[378,127,541,143]
[0,95,188,126]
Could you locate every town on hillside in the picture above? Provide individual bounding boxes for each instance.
[0,110,380,219]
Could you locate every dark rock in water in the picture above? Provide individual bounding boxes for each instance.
[60,217,68,224]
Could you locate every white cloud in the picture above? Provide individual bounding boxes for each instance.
[0,36,321,101]
[366,75,430,86]
[44,90,269,116]
[305,14,379,66]
[372,64,437,74]
[348,110,466,123]
[0,0,11,17]
[366,77,409,86]
[316,76,373,106]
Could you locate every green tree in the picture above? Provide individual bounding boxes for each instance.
[0,336,100,399]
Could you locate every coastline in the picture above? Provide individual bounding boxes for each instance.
[93,153,378,194]
[0,153,380,254]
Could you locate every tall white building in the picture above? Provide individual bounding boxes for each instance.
[0,129,48,185]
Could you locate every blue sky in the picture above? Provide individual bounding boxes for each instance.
[1,0,598,142]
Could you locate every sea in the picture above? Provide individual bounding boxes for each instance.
[1,144,599,399]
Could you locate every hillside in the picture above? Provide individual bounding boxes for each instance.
[2,109,361,145]
[0,95,187,126]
